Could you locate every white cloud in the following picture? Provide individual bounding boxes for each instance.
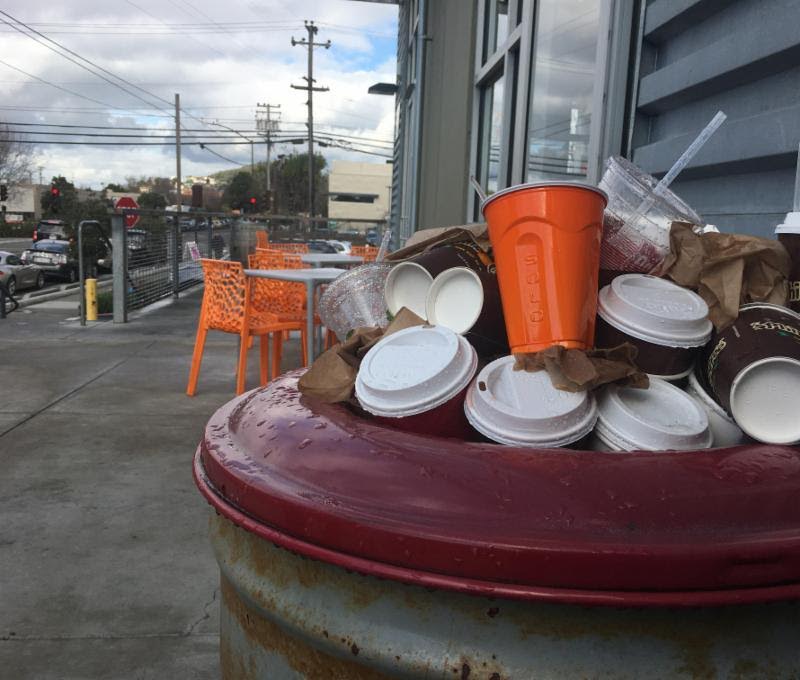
[0,0,397,187]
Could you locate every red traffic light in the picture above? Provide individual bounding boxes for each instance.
[249,197,257,204]
[50,187,60,197]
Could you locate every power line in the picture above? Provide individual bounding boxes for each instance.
[0,10,173,115]
[122,0,227,59]
[0,58,129,111]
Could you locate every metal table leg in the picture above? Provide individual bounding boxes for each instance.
[305,279,315,364]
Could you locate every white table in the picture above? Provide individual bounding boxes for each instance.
[244,267,344,362]
[300,253,364,268]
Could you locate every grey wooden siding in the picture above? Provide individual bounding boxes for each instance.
[628,0,800,236]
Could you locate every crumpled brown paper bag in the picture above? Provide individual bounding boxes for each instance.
[514,344,649,392]
[298,308,426,403]
[385,223,490,262]
[655,222,790,329]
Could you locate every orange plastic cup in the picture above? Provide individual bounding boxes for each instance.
[481,182,607,354]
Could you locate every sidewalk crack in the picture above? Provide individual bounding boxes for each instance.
[183,587,219,636]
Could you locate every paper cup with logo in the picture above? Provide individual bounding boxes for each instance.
[594,274,712,380]
[425,267,508,357]
[685,369,745,447]
[775,211,800,313]
[464,356,597,448]
[481,182,607,354]
[703,302,800,444]
[355,324,478,439]
[593,378,712,452]
[384,241,497,320]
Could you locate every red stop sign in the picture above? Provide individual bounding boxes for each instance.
[115,196,140,228]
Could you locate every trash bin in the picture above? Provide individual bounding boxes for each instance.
[194,372,800,679]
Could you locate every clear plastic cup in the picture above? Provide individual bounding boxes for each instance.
[598,156,703,273]
[318,263,393,340]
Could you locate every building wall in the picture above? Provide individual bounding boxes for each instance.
[416,0,477,229]
[4,184,39,218]
[327,160,392,228]
[627,0,800,236]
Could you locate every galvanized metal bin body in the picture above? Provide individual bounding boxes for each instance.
[195,373,800,678]
[207,512,800,680]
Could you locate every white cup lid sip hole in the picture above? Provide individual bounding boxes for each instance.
[598,274,712,348]
[595,378,712,451]
[464,356,597,448]
[426,267,483,335]
[355,324,477,418]
[384,262,433,318]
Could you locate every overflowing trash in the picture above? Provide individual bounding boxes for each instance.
[306,152,800,450]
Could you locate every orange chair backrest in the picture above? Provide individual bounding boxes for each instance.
[255,230,269,249]
[249,250,305,315]
[352,245,379,262]
[200,259,247,334]
[270,242,309,254]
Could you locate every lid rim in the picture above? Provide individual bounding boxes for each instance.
[597,276,712,347]
[384,261,433,316]
[355,329,479,418]
[425,267,484,335]
[730,356,800,445]
[598,381,712,451]
[464,390,597,448]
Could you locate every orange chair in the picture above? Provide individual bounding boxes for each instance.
[352,245,380,262]
[255,230,269,249]
[249,250,336,352]
[270,242,309,254]
[187,259,304,396]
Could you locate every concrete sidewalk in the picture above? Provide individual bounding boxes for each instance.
[0,289,303,679]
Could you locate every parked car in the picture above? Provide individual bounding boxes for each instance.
[32,219,70,243]
[0,250,45,295]
[326,240,352,255]
[21,240,82,283]
[307,240,338,254]
[365,229,379,246]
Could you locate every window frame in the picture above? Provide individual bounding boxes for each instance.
[467,0,632,221]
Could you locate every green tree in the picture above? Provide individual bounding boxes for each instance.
[104,182,126,192]
[272,153,327,215]
[41,176,78,219]
[138,191,167,210]
[222,171,255,211]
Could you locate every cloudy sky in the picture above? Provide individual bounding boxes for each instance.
[0,0,398,188]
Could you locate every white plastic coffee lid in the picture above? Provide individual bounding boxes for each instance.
[384,262,434,318]
[355,325,478,418]
[730,357,800,444]
[597,274,712,348]
[463,356,597,447]
[426,267,483,334]
[774,211,800,235]
[595,378,712,451]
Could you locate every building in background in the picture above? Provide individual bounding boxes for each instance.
[327,160,392,232]
[378,0,800,244]
[2,184,41,221]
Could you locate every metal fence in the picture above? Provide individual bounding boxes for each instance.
[104,210,388,322]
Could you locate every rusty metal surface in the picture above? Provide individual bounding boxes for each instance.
[195,372,800,606]
[209,511,800,679]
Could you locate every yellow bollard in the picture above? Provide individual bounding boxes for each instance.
[85,278,98,321]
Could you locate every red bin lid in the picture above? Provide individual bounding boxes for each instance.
[194,373,800,607]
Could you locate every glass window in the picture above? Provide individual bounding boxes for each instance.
[483,0,510,62]
[479,74,505,195]
[6,255,21,265]
[526,0,599,181]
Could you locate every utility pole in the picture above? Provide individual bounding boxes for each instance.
[174,93,182,299]
[291,21,330,225]
[256,103,281,211]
